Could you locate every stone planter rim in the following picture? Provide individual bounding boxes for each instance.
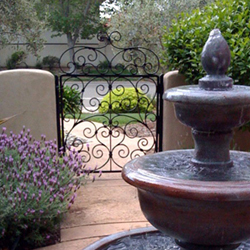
[82,226,158,250]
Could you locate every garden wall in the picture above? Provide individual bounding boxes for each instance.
[0,69,58,143]
[0,31,115,68]
[162,70,193,151]
[163,70,250,151]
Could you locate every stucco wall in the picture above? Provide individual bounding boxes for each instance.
[162,70,194,151]
[0,31,116,68]
[0,69,58,143]
[162,70,250,151]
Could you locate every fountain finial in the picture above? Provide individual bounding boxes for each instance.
[199,29,233,90]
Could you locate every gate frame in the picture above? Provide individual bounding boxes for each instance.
[55,31,164,172]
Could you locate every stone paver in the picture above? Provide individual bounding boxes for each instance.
[36,173,149,250]
[36,119,152,250]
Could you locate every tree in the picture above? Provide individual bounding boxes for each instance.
[105,0,214,72]
[0,0,45,55]
[36,0,107,70]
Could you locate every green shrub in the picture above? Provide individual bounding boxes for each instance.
[162,0,250,85]
[98,60,110,69]
[35,60,43,69]
[99,87,154,114]
[97,61,125,71]
[6,51,26,69]
[62,86,81,115]
[42,56,59,70]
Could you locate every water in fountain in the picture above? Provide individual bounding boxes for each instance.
[132,150,250,181]
[86,230,250,250]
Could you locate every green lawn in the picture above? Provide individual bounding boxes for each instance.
[64,113,156,125]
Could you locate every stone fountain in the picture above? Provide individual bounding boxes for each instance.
[84,30,250,249]
[122,29,250,249]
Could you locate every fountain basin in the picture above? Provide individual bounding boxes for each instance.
[122,150,250,247]
[83,227,171,250]
[82,226,250,250]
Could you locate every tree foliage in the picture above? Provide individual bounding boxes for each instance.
[0,0,45,55]
[106,0,214,72]
[37,0,106,47]
[162,0,250,85]
[35,0,107,69]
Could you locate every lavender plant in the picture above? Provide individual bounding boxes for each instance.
[0,126,92,249]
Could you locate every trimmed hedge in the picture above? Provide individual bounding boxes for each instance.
[162,0,250,85]
[6,51,26,69]
[42,56,59,70]
[99,87,154,113]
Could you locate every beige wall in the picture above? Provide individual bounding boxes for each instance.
[0,31,117,68]
[162,70,250,152]
[0,69,58,143]
[162,70,194,151]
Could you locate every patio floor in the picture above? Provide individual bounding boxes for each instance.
[36,173,150,250]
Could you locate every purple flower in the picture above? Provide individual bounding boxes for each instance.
[41,134,46,140]
[0,127,99,241]
[59,194,64,202]
[23,194,28,201]
[8,155,13,164]
[30,209,35,214]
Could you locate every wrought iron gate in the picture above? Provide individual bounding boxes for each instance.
[57,31,163,172]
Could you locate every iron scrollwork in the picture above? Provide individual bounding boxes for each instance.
[59,31,162,172]
[59,31,160,76]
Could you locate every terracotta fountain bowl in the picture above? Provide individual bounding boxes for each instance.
[122,150,250,248]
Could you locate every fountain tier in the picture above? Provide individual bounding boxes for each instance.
[164,85,250,168]
[122,29,250,250]
[122,150,250,248]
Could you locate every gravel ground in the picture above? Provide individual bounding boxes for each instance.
[116,121,156,137]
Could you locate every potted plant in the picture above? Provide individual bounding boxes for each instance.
[0,126,96,249]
